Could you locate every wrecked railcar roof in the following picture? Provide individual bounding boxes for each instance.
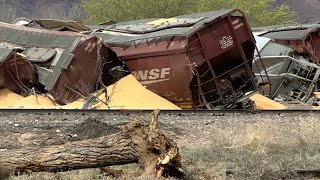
[92,9,237,45]
[33,19,90,32]
[13,18,90,32]
[0,47,13,62]
[258,25,320,40]
[0,22,83,49]
[253,23,320,40]
[255,24,320,63]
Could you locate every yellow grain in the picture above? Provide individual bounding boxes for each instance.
[1,75,180,110]
[250,93,287,110]
[313,92,320,99]
[12,94,59,109]
[0,89,24,108]
[60,99,85,109]
[93,75,181,110]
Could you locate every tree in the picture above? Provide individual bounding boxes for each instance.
[83,0,196,23]
[83,0,295,26]
[196,0,296,27]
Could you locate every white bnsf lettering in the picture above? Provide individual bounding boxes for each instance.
[232,18,244,30]
[148,69,160,79]
[232,19,239,25]
[132,68,170,85]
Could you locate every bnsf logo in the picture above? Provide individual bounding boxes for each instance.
[132,68,170,85]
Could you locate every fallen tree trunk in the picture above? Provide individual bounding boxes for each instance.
[0,109,182,177]
[0,133,137,172]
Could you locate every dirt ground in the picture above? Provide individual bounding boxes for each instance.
[1,110,320,179]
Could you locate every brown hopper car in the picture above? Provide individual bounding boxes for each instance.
[91,9,269,109]
[258,25,320,63]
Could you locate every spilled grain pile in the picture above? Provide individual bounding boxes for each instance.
[250,93,287,110]
[59,75,181,109]
[0,89,24,108]
[93,75,181,110]
[0,75,181,110]
[11,94,59,109]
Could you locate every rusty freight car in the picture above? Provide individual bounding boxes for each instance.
[0,22,124,104]
[253,35,320,103]
[91,9,269,109]
[256,24,320,63]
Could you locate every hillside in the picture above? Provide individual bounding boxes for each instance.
[2,0,80,17]
[0,0,320,23]
[0,0,82,23]
[276,0,320,23]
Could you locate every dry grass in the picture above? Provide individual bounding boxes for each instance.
[0,165,12,180]
[179,116,320,179]
[6,116,320,179]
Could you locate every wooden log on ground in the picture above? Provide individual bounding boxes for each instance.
[0,109,182,178]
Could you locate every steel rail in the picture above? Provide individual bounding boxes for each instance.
[0,109,319,115]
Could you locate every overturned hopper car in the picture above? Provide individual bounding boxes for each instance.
[0,22,123,104]
[91,9,269,109]
[253,36,320,102]
[256,24,320,63]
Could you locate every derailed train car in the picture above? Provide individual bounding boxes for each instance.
[256,24,320,63]
[0,22,123,104]
[91,9,269,109]
[253,36,320,102]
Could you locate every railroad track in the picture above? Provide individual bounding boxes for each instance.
[0,109,317,130]
[0,108,319,115]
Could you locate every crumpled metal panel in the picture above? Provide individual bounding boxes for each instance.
[0,22,124,104]
[24,47,57,62]
[0,48,12,62]
[253,36,320,102]
[92,9,236,46]
[0,24,76,48]
[262,28,310,40]
[50,37,119,104]
[0,48,38,94]
[13,18,90,32]
[256,24,320,63]
[105,17,205,34]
